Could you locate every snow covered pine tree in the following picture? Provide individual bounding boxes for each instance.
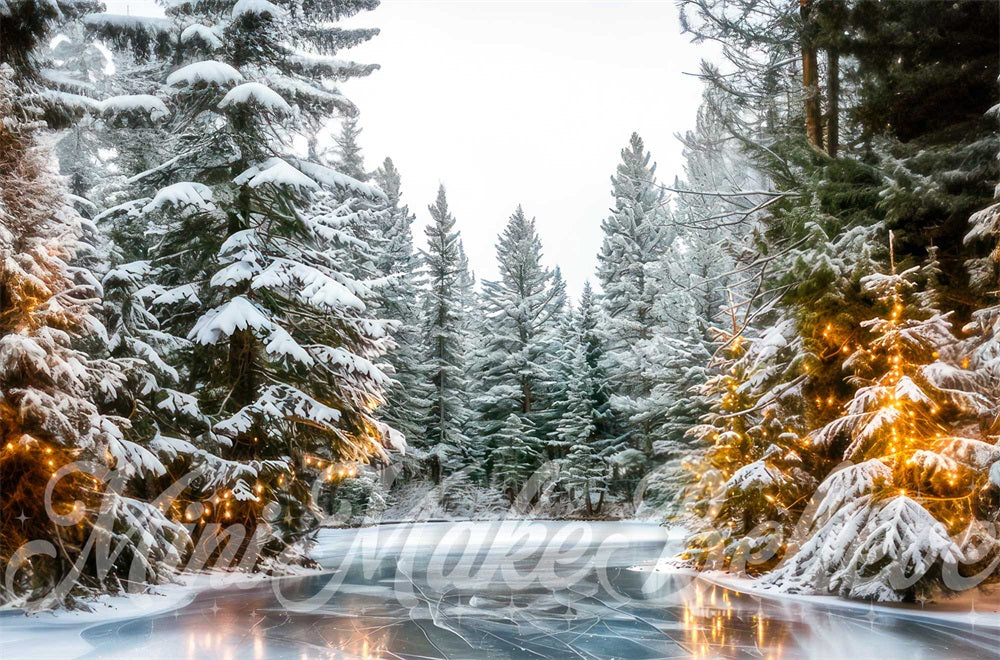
[419,185,474,484]
[474,205,565,497]
[0,3,186,605]
[598,133,669,467]
[86,0,400,557]
[372,158,430,459]
[766,254,995,601]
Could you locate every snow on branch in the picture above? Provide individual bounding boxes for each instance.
[288,157,387,202]
[234,158,317,191]
[143,181,215,214]
[218,82,291,114]
[188,296,273,345]
[166,61,243,89]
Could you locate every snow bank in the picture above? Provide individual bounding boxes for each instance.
[0,571,302,659]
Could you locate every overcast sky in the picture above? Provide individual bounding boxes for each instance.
[339,1,709,296]
[103,0,711,296]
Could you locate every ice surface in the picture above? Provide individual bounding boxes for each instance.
[1,521,995,659]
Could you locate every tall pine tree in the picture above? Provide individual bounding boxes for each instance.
[419,185,473,483]
[473,205,564,475]
[372,157,430,452]
[89,0,397,549]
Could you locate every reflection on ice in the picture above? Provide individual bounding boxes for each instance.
[7,521,996,659]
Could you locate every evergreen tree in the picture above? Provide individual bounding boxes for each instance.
[474,205,565,464]
[598,133,668,347]
[597,133,669,455]
[334,115,369,182]
[555,322,609,514]
[576,281,616,449]
[858,0,999,312]
[962,177,1000,422]
[45,16,115,200]
[419,185,473,482]
[543,307,577,460]
[0,65,185,606]
[766,260,993,601]
[621,102,753,513]
[372,158,430,452]
[678,0,803,146]
[491,413,541,503]
[532,266,569,453]
[682,317,816,573]
[89,0,396,548]
[454,240,486,480]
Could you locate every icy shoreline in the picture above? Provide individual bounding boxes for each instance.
[0,569,319,659]
[645,560,1000,630]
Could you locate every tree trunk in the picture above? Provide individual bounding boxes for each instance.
[228,329,255,408]
[227,185,255,454]
[430,454,441,485]
[826,46,840,157]
[800,0,823,150]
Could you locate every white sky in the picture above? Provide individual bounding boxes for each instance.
[104,0,711,296]
[339,1,709,296]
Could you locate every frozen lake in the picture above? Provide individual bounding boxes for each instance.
[2,520,997,659]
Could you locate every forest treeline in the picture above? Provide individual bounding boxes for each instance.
[0,0,998,607]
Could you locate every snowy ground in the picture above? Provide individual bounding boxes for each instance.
[1,521,996,659]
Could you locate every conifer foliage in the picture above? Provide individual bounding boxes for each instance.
[89,0,397,548]
[767,258,994,601]
[373,158,429,451]
[419,186,473,483]
[673,0,1000,601]
[0,65,185,606]
[598,133,668,410]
